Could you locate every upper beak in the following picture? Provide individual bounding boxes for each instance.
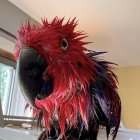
[17,47,46,108]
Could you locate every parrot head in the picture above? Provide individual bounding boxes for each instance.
[15,17,94,113]
[15,17,93,107]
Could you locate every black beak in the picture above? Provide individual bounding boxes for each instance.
[17,47,47,108]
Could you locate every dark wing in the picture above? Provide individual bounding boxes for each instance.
[88,51,121,140]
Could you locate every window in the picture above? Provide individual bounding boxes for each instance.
[0,35,33,124]
[0,62,33,118]
[0,63,15,115]
[9,68,33,117]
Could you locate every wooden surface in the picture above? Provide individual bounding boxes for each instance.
[0,48,15,62]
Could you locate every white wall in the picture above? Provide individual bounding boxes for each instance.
[0,36,14,53]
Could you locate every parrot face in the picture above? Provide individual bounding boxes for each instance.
[15,17,92,108]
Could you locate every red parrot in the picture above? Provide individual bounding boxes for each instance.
[15,17,121,140]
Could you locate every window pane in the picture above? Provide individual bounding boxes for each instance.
[0,63,14,115]
[0,63,8,102]
[9,70,33,117]
[0,63,32,118]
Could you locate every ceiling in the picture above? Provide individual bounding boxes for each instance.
[9,0,140,67]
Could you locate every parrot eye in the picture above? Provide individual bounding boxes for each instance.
[61,38,68,50]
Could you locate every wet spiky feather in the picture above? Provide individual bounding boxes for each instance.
[15,17,121,140]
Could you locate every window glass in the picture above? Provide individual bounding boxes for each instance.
[0,63,14,115]
[0,63,32,117]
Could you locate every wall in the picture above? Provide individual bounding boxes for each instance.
[0,36,14,53]
[0,0,39,43]
[0,0,39,66]
[116,66,140,130]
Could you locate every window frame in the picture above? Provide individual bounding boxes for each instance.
[0,35,34,127]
